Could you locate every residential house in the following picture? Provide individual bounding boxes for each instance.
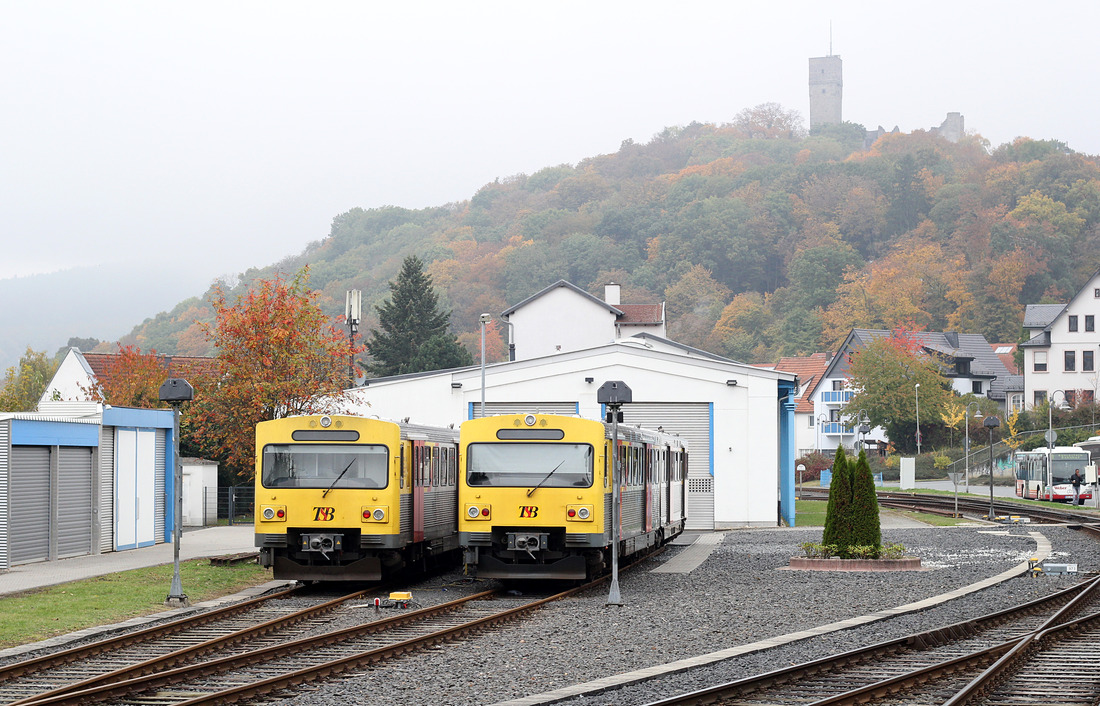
[1019,270,1100,410]
[500,281,665,361]
[770,353,831,457]
[814,329,1012,451]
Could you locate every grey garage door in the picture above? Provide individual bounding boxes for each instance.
[611,402,713,531]
[473,402,579,417]
[57,446,94,559]
[10,447,50,565]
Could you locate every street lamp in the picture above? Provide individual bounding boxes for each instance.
[855,409,871,452]
[984,415,1000,521]
[1047,390,1067,501]
[915,383,921,456]
[816,413,829,453]
[479,313,491,417]
[964,402,983,492]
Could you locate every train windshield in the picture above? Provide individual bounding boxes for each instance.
[261,444,389,489]
[1051,453,1088,484]
[466,443,593,488]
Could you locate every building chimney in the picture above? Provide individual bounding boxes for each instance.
[604,282,621,306]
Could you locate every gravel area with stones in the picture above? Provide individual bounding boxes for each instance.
[258,524,1100,706]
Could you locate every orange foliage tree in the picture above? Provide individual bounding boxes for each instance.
[187,270,363,482]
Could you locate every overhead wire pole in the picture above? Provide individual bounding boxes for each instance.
[598,381,631,607]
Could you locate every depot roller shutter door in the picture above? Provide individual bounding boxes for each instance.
[155,430,166,542]
[473,402,580,418]
[10,447,50,565]
[613,403,713,530]
[57,447,94,558]
[0,421,9,570]
[99,427,115,553]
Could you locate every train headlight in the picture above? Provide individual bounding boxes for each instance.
[567,504,593,522]
[361,506,388,522]
[465,504,490,520]
[524,414,537,426]
[260,505,286,522]
[320,416,332,427]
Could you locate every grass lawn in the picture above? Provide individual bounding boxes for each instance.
[0,559,274,649]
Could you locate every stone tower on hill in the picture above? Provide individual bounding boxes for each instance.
[808,54,843,129]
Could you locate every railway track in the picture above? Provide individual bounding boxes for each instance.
[2,544,652,706]
[800,487,1099,524]
[639,574,1100,706]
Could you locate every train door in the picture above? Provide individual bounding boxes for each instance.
[412,441,426,542]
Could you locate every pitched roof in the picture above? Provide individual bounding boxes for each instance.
[772,353,830,413]
[80,351,216,394]
[616,304,663,325]
[991,343,1019,374]
[1023,303,1065,329]
[501,280,622,318]
[822,329,1010,389]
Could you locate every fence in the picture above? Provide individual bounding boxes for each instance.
[200,486,254,526]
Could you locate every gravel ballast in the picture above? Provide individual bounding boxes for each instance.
[261,524,1099,706]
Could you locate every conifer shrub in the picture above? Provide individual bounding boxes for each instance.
[849,448,882,550]
[822,445,853,554]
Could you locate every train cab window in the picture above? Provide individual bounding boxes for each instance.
[261,444,389,490]
[467,443,595,489]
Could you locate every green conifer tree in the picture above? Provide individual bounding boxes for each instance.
[849,447,882,551]
[822,445,852,554]
[366,255,473,376]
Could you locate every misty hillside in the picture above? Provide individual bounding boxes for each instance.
[0,264,214,371]
[108,108,1100,365]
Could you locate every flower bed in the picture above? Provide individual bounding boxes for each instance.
[787,556,923,571]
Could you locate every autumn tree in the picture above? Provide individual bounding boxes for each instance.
[188,269,361,482]
[367,255,473,377]
[844,330,954,453]
[80,344,171,408]
[0,348,57,412]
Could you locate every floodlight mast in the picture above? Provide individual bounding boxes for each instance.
[597,381,631,607]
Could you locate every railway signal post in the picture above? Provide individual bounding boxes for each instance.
[160,377,194,607]
[598,380,631,607]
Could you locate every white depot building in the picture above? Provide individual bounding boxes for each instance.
[347,281,799,529]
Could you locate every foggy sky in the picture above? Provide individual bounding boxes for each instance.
[3,0,1098,283]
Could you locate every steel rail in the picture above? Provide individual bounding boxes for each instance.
[4,586,374,706]
[636,576,1100,706]
[0,584,301,684]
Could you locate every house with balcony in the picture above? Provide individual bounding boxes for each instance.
[814,329,1011,452]
[1019,269,1100,410]
[770,353,831,457]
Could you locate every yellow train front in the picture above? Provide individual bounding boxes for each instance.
[459,413,687,580]
[254,415,459,582]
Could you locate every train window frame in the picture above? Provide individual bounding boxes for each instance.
[260,443,390,490]
[466,441,595,489]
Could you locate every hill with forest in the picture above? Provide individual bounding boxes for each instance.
[121,104,1100,365]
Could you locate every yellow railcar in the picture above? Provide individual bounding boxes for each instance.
[459,413,687,580]
[254,415,459,582]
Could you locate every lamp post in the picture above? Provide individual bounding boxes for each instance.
[816,413,829,453]
[964,402,983,492]
[855,409,870,452]
[159,377,194,607]
[479,313,491,417]
[984,415,1000,521]
[1047,390,1066,501]
[914,383,921,456]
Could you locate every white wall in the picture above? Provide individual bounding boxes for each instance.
[507,287,617,361]
[1025,272,1100,409]
[348,344,788,527]
[181,460,218,527]
[41,349,96,404]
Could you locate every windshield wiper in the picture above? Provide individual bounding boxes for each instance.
[323,459,356,498]
[526,459,566,497]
